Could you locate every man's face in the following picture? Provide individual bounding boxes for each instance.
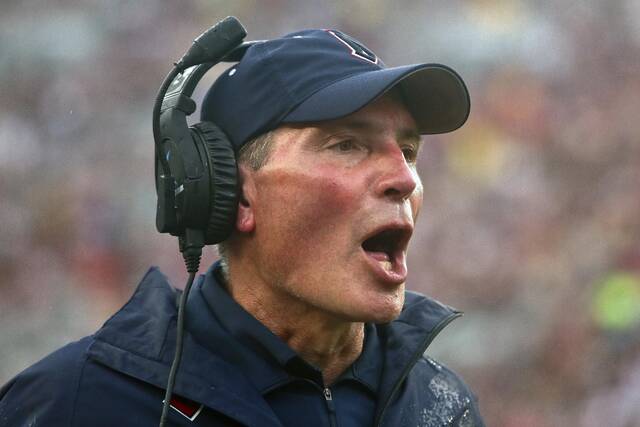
[242,93,423,323]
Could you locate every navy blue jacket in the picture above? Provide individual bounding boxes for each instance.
[0,267,484,426]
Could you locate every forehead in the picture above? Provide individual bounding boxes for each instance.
[323,93,418,136]
[273,91,419,148]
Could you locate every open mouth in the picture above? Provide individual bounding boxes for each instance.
[362,228,406,261]
[361,226,411,284]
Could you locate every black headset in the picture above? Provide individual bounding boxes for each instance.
[152,16,258,271]
[152,17,257,426]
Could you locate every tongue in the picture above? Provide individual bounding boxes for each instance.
[366,250,390,262]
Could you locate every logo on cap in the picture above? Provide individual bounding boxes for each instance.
[326,30,379,65]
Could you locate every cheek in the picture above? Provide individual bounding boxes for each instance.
[255,168,358,237]
[252,168,361,284]
[411,175,424,220]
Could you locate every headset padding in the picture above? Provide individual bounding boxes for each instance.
[192,122,238,244]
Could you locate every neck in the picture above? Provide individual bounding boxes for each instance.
[225,264,365,386]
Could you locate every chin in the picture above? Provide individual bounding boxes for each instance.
[368,306,403,324]
[349,292,404,324]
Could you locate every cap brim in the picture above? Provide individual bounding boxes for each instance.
[282,63,470,134]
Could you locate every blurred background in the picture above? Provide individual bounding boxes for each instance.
[1,0,639,425]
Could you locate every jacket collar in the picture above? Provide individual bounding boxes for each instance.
[374,291,462,423]
[88,267,283,427]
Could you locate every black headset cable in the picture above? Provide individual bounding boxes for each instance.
[159,242,202,427]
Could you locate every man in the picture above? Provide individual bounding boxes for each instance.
[0,29,484,426]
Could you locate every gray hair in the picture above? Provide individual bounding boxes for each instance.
[216,130,275,279]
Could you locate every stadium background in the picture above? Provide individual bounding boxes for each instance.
[1,0,640,425]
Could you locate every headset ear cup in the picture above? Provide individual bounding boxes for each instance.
[191,122,238,244]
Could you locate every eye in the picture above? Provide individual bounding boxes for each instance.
[401,146,417,162]
[331,139,356,152]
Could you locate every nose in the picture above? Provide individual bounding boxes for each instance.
[374,146,419,201]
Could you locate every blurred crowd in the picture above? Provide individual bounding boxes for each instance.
[1,0,639,425]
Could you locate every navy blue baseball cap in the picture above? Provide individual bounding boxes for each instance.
[201,29,470,150]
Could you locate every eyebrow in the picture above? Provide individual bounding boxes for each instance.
[330,118,422,146]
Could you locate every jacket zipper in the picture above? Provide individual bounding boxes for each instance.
[323,387,338,427]
[373,311,462,426]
